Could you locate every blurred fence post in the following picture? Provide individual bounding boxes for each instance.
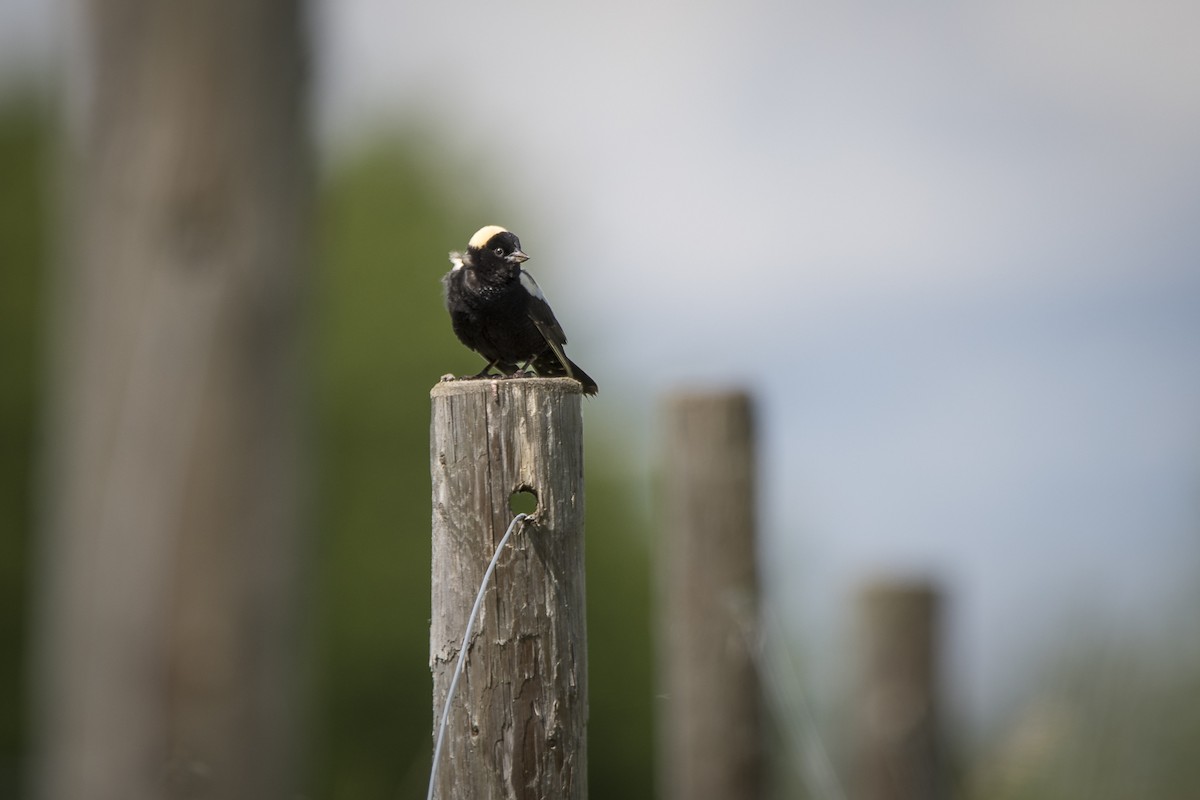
[35,3,309,799]
[429,377,588,799]
[853,580,946,800]
[659,390,763,800]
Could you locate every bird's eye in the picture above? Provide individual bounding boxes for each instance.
[494,247,505,257]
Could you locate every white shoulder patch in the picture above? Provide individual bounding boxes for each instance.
[448,251,464,271]
[469,225,509,249]
[519,270,545,299]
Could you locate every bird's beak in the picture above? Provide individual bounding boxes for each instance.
[509,249,530,263]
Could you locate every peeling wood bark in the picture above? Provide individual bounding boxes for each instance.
[430,377,588,799]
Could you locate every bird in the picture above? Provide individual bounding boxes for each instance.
[442,225,598,395]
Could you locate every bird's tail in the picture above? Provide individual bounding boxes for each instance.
[565,359,599,396]
[531,351,598,396]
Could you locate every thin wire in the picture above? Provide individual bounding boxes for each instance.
[727,596,846,800]
[427,512,528,800]
[756,607,847,800]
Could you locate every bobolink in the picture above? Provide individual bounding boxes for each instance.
[443,225,598,395]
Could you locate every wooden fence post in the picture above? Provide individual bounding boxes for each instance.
[853,580,945,800]
[35,3,308,798]
[659,390,763,800]
[430,377,588,799]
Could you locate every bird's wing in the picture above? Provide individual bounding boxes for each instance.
[520,270,576,375]
[520,270,568,345]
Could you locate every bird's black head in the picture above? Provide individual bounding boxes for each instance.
[466,225,529,271]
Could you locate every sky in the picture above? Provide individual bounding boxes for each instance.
[313,0,1200,723]
[7,0,1200,727]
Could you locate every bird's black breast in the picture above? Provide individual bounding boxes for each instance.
[443,268,548,364]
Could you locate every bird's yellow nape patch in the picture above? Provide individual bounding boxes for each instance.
[469,225,509,249]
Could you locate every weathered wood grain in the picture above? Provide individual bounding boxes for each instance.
[430,377,588,799]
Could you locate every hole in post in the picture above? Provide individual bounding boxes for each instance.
[508,486,538,516]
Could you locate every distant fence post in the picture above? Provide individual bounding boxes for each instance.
[853,580,946,800]
[659,390,763,800]
[429,377,588,799]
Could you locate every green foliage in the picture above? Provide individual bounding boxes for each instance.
[0,93,48,800]
[310,136,654,798]
[580,467,655,799]
[966,608,1200,800]
[310,138,473,798]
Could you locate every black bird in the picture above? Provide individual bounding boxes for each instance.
[443,225,598,395]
